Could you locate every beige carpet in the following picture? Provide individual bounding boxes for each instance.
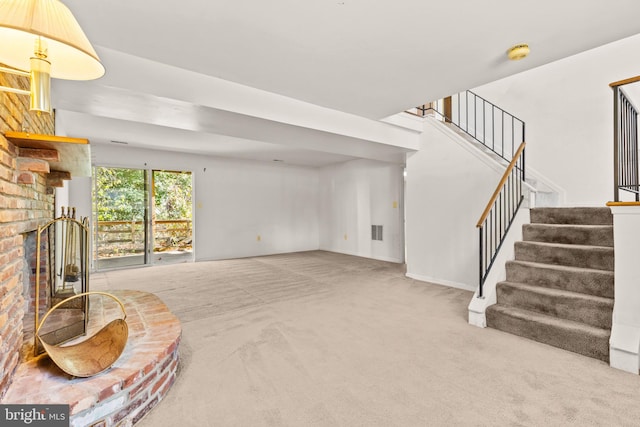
[92,251,640,426]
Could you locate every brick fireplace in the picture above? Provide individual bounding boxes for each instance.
[0,69,182,427]
[0,67,55,398]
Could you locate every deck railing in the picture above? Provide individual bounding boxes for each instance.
[96,219,192,258]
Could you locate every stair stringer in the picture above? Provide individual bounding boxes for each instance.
[525,165,567,207]
[468,207,531,328]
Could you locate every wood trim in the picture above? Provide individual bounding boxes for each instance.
[606,201,640,206]
[610,75,640,88]
[443,97,452,123]
[476,142,527,227]
[4,131,91,177]
[5,131,88,147]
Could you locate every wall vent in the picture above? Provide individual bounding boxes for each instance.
[371,225,383,241]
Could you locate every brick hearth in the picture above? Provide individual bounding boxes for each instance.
[1,290,181,427]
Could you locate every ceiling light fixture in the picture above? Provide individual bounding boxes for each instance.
[507,44,530,61]
[0,0,104,114]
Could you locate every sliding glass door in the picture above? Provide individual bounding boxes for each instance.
[93,167,148,269]
[151,170,193,264]
[93,167,193,270]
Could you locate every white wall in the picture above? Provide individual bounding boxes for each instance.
[472,33,640,206]
[70,144,320,262]
[54,181,70,217]
[67,177,92,220]
[405,118,505,290]
[319,159,405,263]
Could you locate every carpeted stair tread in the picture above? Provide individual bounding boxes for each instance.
[486,207,614,363]
[505,260,614,298]
[486,304,610,361]
[514,241,614,271]
[522,224,613,247]
[496,281,613,329]
[530,207,613,225]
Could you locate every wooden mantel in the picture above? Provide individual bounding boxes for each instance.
[4,131,91,177]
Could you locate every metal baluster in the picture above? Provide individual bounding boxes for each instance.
[492,97,500,156]
[466,91,469,132]
[501,111,505,159]
[522,125,526,181]
[471,92,478,139]
[511,117,515,158]
[484,101,488,144]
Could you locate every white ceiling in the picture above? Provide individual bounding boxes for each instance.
[51,0,640,167]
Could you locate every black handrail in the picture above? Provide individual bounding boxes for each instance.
[476,142,526,297]
[611,83,639,202]
[413,90,526,163]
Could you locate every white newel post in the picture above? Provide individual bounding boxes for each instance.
[609,204,640,374]
[468,208,530,328]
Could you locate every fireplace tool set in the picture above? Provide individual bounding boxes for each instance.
[34,207,128,377]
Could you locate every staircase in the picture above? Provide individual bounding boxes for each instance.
[486,207,614,362]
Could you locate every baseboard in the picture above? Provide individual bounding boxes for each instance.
[195,248,321,263]
[405,272,475,292]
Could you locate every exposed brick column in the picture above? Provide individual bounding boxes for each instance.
[0,66,55,398]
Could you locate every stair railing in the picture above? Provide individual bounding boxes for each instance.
[476,142,526,298]
[610,76,640,202]
[411,90,525,163]
[408,91,527,296]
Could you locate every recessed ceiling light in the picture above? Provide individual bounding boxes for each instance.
[507,44,530,61]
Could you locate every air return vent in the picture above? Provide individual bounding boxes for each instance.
[371,225,383,241]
